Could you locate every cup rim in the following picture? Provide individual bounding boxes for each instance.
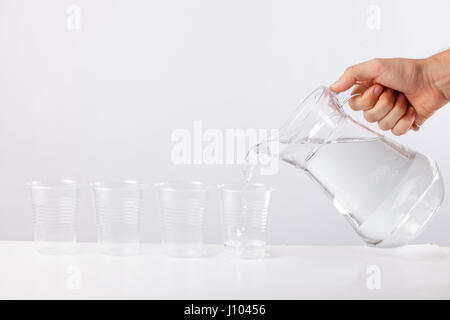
[218,183,275,193]
[155,180,209,192]
[92,180,147,190]
[28,179,78,189]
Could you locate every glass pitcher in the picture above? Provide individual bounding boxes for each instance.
[257,86,445,248]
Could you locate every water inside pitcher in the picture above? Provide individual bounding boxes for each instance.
[255,86,445,247]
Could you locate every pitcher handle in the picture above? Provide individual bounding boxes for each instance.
[335,88,420,131]
[336,90,361,106]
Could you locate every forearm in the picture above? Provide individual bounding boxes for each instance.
[424,49,450,102]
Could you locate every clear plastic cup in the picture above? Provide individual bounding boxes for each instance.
[156,181,208,258]
[30,180,79,255]
[92,181,144,256]
[219,183,274,259]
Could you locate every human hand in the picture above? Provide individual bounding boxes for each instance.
[330,50,450,135]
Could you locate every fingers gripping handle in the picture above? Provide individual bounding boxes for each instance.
[335,89,420,132]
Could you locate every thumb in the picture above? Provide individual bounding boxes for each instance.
[330,59,385,93]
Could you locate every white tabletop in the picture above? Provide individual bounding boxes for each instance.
[1,241,450,299]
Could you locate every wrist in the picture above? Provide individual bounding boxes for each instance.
[422,50,450,102]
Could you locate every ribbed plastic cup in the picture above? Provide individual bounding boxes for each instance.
[30,180,79,255]
[156,181,208,258]
[92,181,144,256]
[219,183,274,259]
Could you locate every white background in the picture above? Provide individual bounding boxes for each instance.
[0,0,449,245]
